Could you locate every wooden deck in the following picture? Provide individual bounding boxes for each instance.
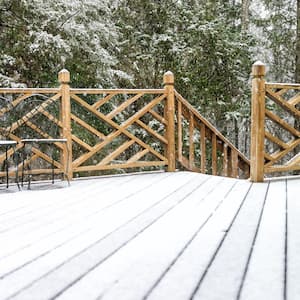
[0,172,299,300]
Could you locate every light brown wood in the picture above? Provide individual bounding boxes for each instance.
[164,71,176,172]
[98,140,135,166]
[223,144,228,177]
[250,61,266,182]
[70,88,165,94]
[266,88,300,118]
[173,90,250,178]
[0,70,258,182]
[127,149,149,163]
[71,114,106,140]
[70,94,166,168]
[177,101,183,162]
[265,139,300,168]
[175,91,250,166]
[74,160,167,172]
[122,94,167,128]
[265,164,300,173]
[9,96,60,132]
[0,88,59,94]
[71,135,93,151]
[107,93,143,119]
[200,123,206,173]
[15,168,67,176]
[188,113,195,169]
[212,133,217,175]
[286,153,300,167]
[265,131,289,149]
[59,69,73,181]
[274,88,288,97]
[231,150,239,178]
[92,94,115,110]
[174,156,201,173]
[149,109,166,125]
[135,119,167,144]
[288,93,300,106]
[265,110,300,137]
[266,83,300,89]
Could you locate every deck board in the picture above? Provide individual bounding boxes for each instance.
[0,172,298,300]
[239,180,286,300]
[147,179,252,300]
[287,177,300,300]
[191,181,269,300]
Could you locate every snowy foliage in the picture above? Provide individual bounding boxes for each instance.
[0,0,299,156]
[0,0,126,87]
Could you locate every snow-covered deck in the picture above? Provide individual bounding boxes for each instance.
[0,171,299,300]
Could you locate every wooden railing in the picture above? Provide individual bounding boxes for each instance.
[175,91,250,178]
[0,69,250,183]
[0,87,66,180]
[250,61,300,182]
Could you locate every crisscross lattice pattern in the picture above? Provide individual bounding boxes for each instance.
[0,89,67,179]
[264,83,300,174]
[69,89,168,174]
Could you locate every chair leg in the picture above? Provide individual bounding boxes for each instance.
[27,154,32,189]
[52,157,54,184]
[5,147,8,188]
[21,152,25,187]
[14,150,20,190]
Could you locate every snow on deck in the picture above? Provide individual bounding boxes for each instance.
[0,172,299,300]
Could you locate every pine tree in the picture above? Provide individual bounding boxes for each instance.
[0,0,127,87]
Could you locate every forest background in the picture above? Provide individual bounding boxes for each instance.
[0,0,299,158]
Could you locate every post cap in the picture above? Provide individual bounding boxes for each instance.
[163,71,174,85]
[58,69,70,83]
[252,61,266,77]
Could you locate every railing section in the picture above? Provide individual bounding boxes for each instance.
[0,87,66,179]
[250,61,300,181]
[68,88,169,176]
[0,69,251,183]
[175,91,250,178]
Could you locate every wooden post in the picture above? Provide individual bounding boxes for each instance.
[250,61,266,182]
[177,101,183,163]
[189,112,195,170]
[212,133,217,175]
[163,71,176,172]
[223,144,228,177]
[59,69,73,181]
[200,123,206,173]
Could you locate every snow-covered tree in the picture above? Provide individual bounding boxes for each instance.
[115,0,254,152]
[0,0,128,87]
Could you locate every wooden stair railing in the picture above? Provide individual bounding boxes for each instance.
[174,91,250,179]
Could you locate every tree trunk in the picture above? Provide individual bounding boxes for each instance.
[241,0,251,31]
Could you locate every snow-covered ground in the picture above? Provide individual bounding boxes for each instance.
[0,172,298,300]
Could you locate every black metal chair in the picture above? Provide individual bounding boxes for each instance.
[0,96,19,189]
[13,94,69,189]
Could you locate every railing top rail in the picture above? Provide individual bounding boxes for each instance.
[0,88,166,95]
[70,88,165,94]
[266,83,300,89]
[0,88,60,94]
[175,90,250,165]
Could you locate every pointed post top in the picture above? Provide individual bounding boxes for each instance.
[163,71,174,85]
[58,69,70,84]
[252,61,266,78]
